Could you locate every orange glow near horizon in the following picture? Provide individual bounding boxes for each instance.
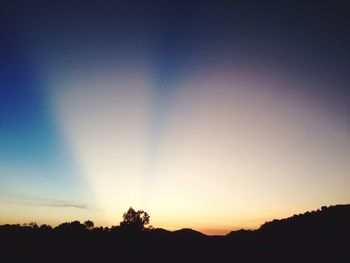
[0,200,336,235]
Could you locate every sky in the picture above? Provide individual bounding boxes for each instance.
[0,1,350,235]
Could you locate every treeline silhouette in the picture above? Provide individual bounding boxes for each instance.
[1,205,349,262]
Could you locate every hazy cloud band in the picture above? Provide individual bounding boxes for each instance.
[0,193,89,209]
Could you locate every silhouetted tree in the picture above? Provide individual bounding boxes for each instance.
[56,221,85,232]
[84,220,94,230]
[119,207,150,231]
[23,222,38,228]
[39,224,52,231]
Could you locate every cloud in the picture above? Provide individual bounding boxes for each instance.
[0,193,90,209]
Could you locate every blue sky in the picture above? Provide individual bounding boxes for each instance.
[0,30,88,203]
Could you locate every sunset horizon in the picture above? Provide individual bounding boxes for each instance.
[0,197,346,236]
[1,1,350,238]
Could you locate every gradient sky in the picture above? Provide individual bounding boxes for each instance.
[1,1,350,235]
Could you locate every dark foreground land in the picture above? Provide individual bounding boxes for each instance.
[1,205,349,262]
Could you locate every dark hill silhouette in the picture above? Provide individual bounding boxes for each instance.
[173,228,207,237]
[0,204,349,263]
